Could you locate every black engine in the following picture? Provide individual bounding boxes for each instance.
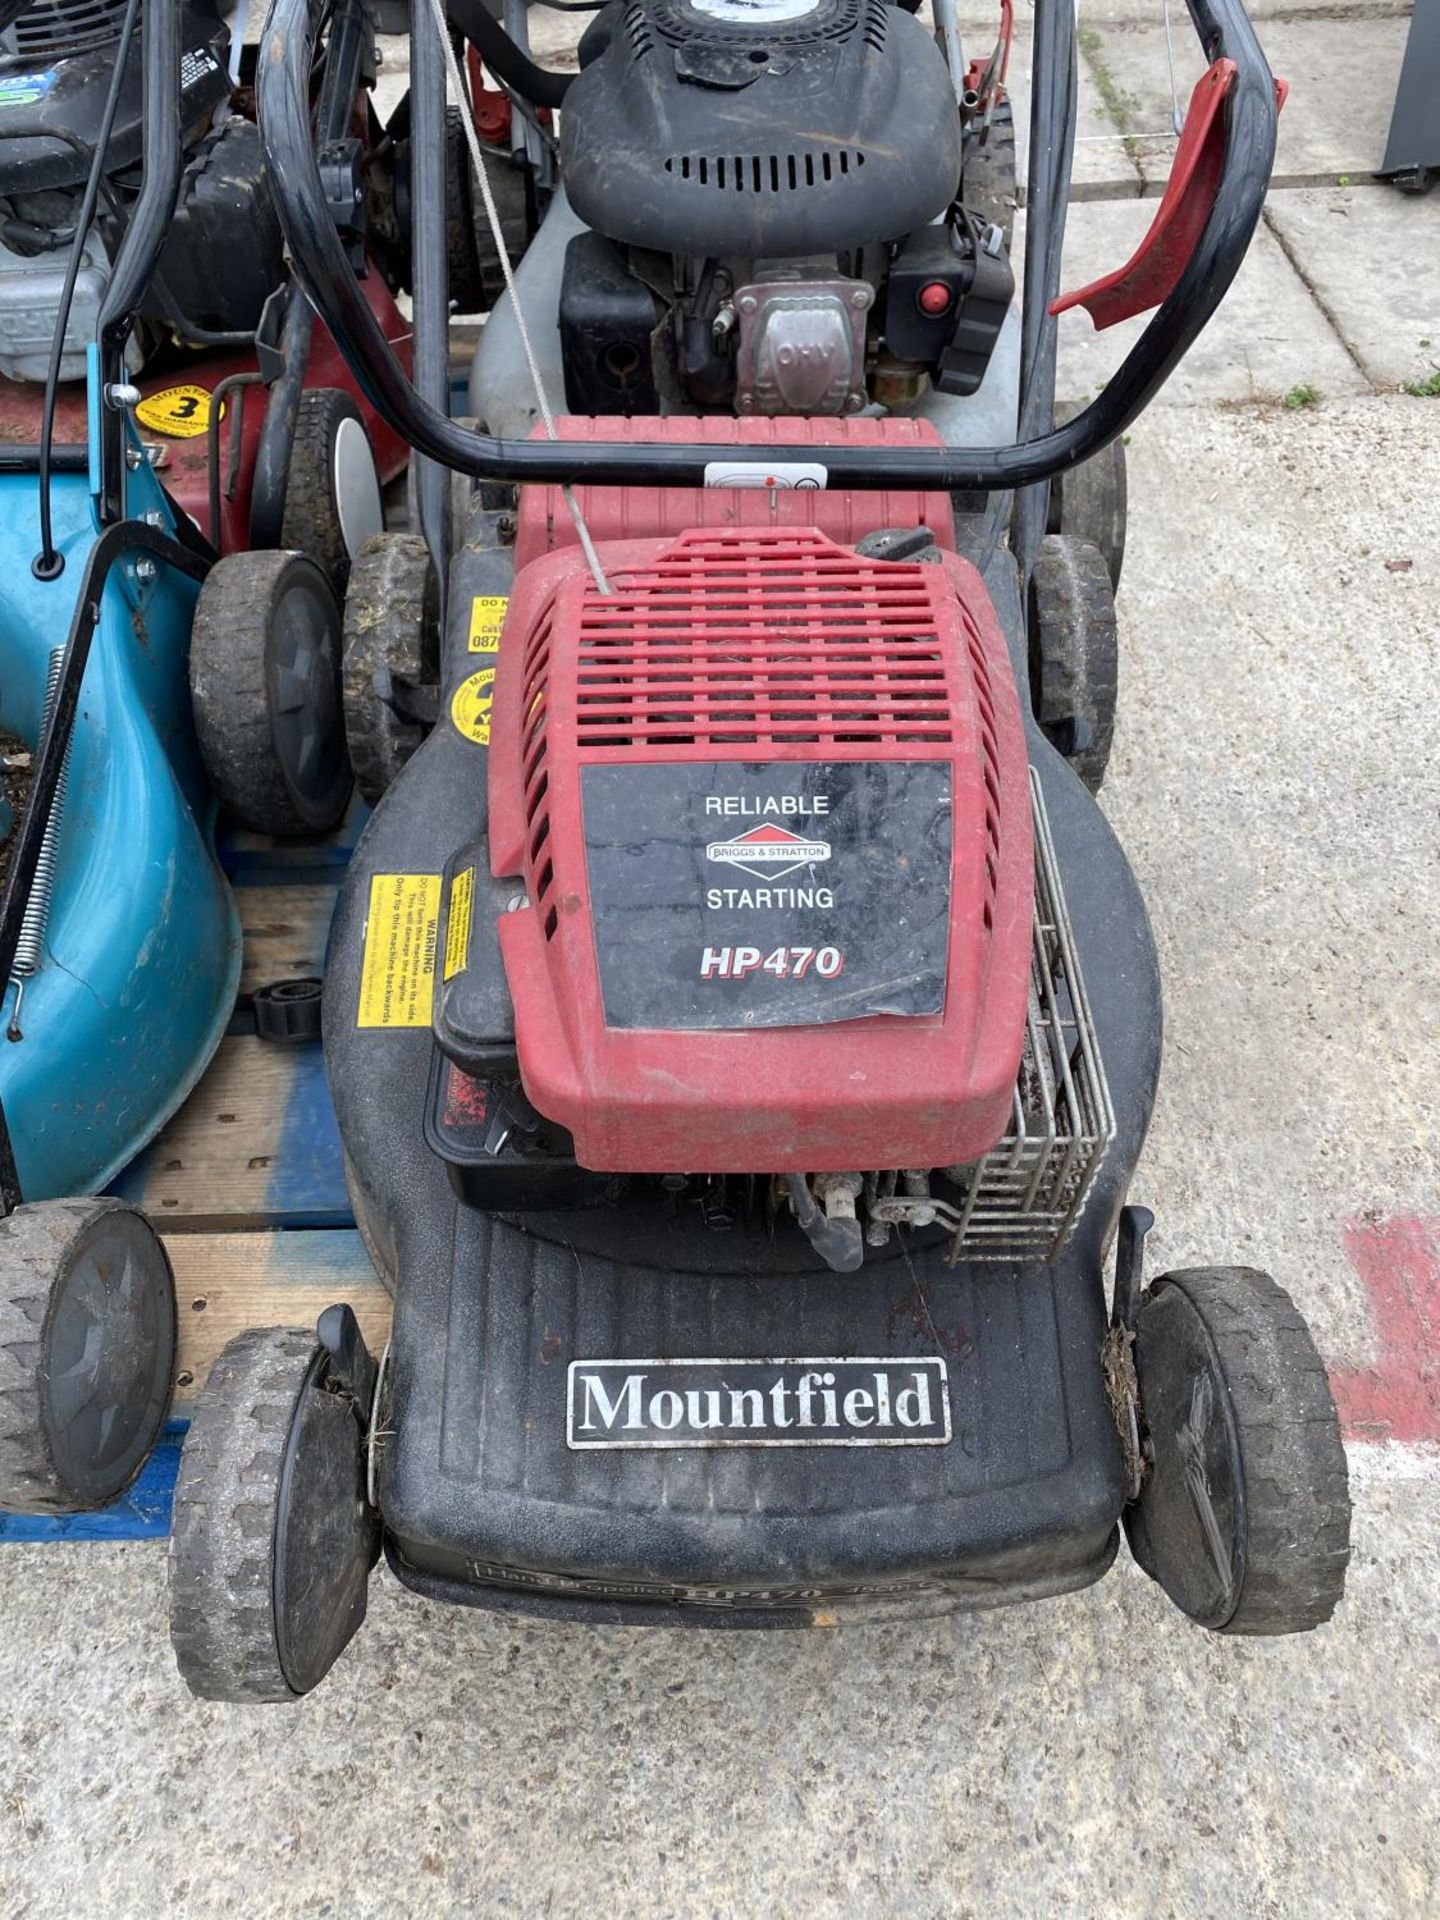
[556,0,1012,417]
[0,0,285,382]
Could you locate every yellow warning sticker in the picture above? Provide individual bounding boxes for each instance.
[356,873,441,1028]
[451,667,496,746]
[134,384,218,439]
[468,595,508,653]
[444,866,475,982]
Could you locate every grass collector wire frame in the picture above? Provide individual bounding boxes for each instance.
[937,769,1116,1263]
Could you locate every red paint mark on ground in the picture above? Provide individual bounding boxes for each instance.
[1332,1216,1440,1444]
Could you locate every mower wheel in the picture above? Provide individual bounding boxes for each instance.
[169,1326,379,1703]
[342,532,440,805]
[446,105,487,313]
[190,550,352,835]
[1125,1267,1351,1636]
[0,1198,175,1515]
[961,95,1018,251]
[280,389,384,600]
[1028,533,1119,793]
[471,140,533,311]
[1049,400,1127,589]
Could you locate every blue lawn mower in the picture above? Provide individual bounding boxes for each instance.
[0,0,370,1515]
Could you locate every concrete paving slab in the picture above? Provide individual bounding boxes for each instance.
[2,398,1438,1920]
[371,35,409,122]
[1106,396,1440,1357]
[1264,184,1440,388]
[1044,195,1374,403]
[525,6,587,66]
[0,1474,1433,1920]
[1051,0,1413,29]
[986,16,1149,196]
[1082,13,1415,188]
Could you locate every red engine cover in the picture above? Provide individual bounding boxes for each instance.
[488,524,1033,1174]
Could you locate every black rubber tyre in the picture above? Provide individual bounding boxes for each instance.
[0,1198,175,1515]
[1126,1267,1351,1636]
[190,550,353,835]
[280,389,384,601]
[342,532,440,805]
[1049,400,1128,589]
[471,140,532,310]
[961,94,1018,251]
[1027,532,1119,793]
[445,105,487,313]
[169,1326,379,1703]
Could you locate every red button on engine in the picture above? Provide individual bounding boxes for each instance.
[917,281,953,317]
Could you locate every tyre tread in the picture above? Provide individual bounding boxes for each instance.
[189,551,349,835]
[1050,399,1128,588]
[1029,532,1119,792]
[167,1326,318,1703]
[1160,1266,1351,1636]
[962,96,1018,250]
[341,532,438,805]
[280,388,370,599]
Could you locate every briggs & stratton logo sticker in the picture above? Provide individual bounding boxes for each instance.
[705,821,832,878]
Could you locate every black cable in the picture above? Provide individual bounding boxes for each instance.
[445,0,574,107]
[33,0,144,581]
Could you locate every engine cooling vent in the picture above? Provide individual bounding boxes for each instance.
[6,0,131,54]
[664,148,866,194]
[621,0,655,56]
[519,607,558,940]
[860,0,888,53]
[571,529,965,753]
[964,619,1002,929]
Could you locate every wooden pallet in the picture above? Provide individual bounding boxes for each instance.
[1,841,392,1542]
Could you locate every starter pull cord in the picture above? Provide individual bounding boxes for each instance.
[420,0,612,594]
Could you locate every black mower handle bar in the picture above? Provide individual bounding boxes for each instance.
[257,0,1277,491]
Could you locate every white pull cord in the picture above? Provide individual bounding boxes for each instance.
[1161,0,1185,136]
[420,0,611,593]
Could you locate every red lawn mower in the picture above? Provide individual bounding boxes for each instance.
[166,0,1350,1698]
[0,0,424,833]
[0,0,414,555]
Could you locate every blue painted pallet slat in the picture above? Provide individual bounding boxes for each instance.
[0,1420,187,1543]
[222,845,360,888]
[219,793,368,886]
[269,1043,353,1225]
[110,1041,353,1228]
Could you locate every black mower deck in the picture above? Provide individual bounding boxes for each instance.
[380,1219,1128,1624]
[323,530,1164,1625]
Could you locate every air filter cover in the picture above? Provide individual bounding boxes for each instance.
[561,0,962,257]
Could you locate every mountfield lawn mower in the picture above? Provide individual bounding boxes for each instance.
[160,0,1351,1699]
[0,0,418,1519]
